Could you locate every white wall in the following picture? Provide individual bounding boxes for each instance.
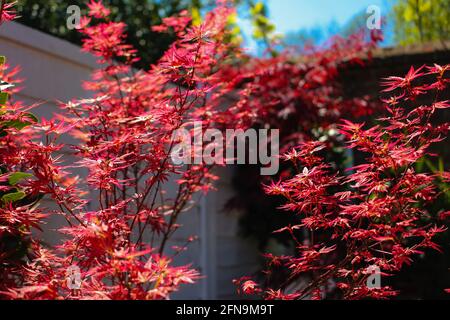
[0,21,260,300]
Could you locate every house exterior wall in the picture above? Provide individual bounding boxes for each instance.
[0,21,260,300]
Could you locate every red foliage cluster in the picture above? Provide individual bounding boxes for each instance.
[0,1,17,25]
[236,64,450,299]
[224,31,382,153]
[225,25,383,256]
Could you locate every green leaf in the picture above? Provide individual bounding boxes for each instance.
[23,112,38,123]
[2,113,39,130]
[0,56,5,67]
[0,92,8,105]
[419,0,432,12]
[8,172,33,186]
[438,158,444,173]
[425,159,437,172]
[403,6,415,22]
[416,158,425,172]
[2,191,26,203]
[191,6,202,26]
[3,119,32,130]
[250,1,265,15]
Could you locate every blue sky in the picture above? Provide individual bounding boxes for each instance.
[239,0,397,51]
[265,0,394,33]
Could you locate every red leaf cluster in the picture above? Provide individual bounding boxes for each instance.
[237,64,450,300]
[0,1,17,25]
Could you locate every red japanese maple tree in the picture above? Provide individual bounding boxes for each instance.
[0,0,246,300]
